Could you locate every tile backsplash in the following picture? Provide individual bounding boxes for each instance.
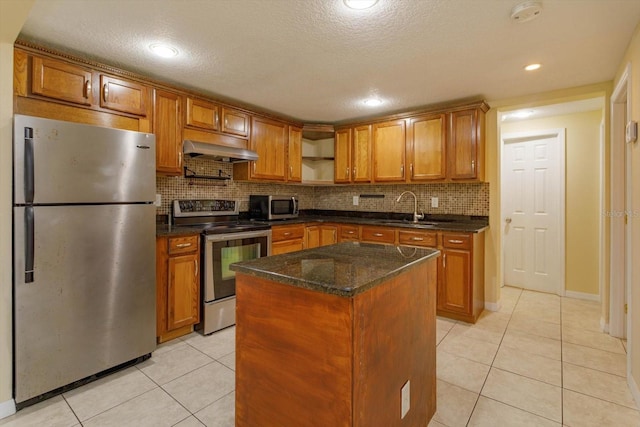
[156,157,489,217]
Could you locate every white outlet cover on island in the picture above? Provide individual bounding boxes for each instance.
[401,380,410,419]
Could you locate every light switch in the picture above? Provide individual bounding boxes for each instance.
[353,196,359,206]
[431,197,439,208]
[155,194,162,207]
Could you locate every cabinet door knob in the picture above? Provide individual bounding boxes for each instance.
[194,259,198,277]
[84,80,91,99]
[176,243,192,248]
[410,163,414,178]
[411,237,424,241]
[448,239,464,244]
[102,83,109,102]
[373,233,383,237]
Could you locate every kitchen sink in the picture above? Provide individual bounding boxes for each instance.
[373,219,439,227]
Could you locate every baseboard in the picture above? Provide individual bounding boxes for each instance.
[0,399,16,420]
[484,300,501,312]
[564,290,600,302]
[628,373,640,410]
[600,316,610,333]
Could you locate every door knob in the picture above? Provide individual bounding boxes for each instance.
[505,217,512,224]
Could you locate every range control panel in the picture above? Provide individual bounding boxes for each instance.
[173,199,239,217]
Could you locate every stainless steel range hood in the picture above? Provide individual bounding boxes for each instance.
[183,140,258,162]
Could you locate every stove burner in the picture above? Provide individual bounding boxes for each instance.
[171,199,272,234]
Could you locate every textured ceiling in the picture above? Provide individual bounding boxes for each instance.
[17,0,640,123]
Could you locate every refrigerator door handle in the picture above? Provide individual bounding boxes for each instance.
[25,207,35,283]
[24,127,35,204]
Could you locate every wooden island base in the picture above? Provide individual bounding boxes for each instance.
[235,258,437,427]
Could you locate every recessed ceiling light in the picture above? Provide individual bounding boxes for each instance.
[524,63,541,71]
[344,0,379,10]
[363,98,383,107]
[149,43,179,58]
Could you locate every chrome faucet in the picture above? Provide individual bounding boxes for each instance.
[396,191,424,223]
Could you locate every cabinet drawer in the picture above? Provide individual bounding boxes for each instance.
[168,235,199,254]
[272,225,305,242]
[442,233,471,250]
[360,226,395,244]
[398,230,437,247]
[340,225,360,241]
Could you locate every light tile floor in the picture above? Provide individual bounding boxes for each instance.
[1,286,638,426]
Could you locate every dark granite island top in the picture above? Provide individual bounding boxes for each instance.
[232,242,439,427]
[230,241,440,297]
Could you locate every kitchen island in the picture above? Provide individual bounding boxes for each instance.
[230,242,440,427]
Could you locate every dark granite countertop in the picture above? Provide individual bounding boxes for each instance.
[156,224,203,238]
[230,241,440,297]
[256,215,488,233]
[155,211,488,237]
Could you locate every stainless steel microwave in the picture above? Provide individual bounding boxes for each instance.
[249,195,299,220]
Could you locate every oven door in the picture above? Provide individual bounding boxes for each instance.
[204,230,271,302]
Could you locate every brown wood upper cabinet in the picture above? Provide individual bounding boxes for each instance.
[373,120,406,182]
[221,107,249,137]
[288,126,302,182]
[154,89,183,175]
[448,108,485,181]
[334,128,351,183]
[186,97,219,130]
[334,125,372,183]
[407,113,446,181]
[99,75,148,116]
[247,116,288,181]
[186,97,250,138]
[31,56,93,106]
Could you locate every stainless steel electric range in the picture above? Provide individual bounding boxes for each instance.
[172,199,272,334]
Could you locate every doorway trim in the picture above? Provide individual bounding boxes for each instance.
[500,128,566,296]
[609,63,631,339]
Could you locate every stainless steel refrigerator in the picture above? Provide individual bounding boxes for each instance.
[13,115,157,406]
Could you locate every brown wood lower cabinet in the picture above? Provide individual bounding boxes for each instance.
[305,224,338,249]
[156,234,200,343]
[271,224,305,255]
[235,258,437,426]
[437,232,484,323]
[273,222,485,323]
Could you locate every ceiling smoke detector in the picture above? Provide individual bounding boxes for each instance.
[510,1,543,23]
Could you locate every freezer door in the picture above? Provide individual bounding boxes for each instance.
[13,204,156,403]
[14,115,155,204]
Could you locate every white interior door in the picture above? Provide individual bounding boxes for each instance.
[502,130,565,294]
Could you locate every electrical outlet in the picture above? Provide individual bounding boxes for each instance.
[353,196,359,206]
[401,380,410,419]
[431,197,439,208]
[155,194,162,207]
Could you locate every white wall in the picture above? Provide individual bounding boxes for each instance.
[0,0,34,417]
